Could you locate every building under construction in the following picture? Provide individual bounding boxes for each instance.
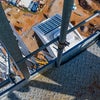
[0,0,100,98]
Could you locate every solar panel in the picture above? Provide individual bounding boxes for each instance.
[37,14,62,35]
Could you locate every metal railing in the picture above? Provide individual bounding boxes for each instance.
[0,11,99,86]
[0,1,100,95]
[16,11,100,65]
[0,0,100,96]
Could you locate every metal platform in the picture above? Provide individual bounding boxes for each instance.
[0,2,100,98]
[1,33,100,100]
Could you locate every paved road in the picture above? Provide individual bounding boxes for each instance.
[2,40,100,100]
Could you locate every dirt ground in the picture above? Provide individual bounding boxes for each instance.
[2,0,100,36]
[2,0,51,52]
[73,0,100,37]
[49,0,100,37]
[1,0,100,51]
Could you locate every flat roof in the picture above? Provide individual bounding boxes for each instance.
[18,0,32,8]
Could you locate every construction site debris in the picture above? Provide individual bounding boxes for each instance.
[35,52,48,66]
[80,26,88,33]
[78,0,93,11]
[88,23,100,33]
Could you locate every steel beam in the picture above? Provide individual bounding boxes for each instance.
[0,3,30,79]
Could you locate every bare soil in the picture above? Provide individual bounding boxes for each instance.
[49,0,100,37]
[1,0,100,50]
[2,0,51,35]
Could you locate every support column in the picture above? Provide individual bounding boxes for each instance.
[56,0,74,67]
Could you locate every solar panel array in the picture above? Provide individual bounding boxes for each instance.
[37,14,62,35]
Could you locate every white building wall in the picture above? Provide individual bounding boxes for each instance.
[18,0,33,8]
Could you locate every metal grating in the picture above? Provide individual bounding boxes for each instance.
[37,14,62,35]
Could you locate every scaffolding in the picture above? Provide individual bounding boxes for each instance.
[0,0,100,97]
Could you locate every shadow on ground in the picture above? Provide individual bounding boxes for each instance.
[7,40,100,100]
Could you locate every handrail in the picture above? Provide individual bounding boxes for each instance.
[16,11,100,64]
